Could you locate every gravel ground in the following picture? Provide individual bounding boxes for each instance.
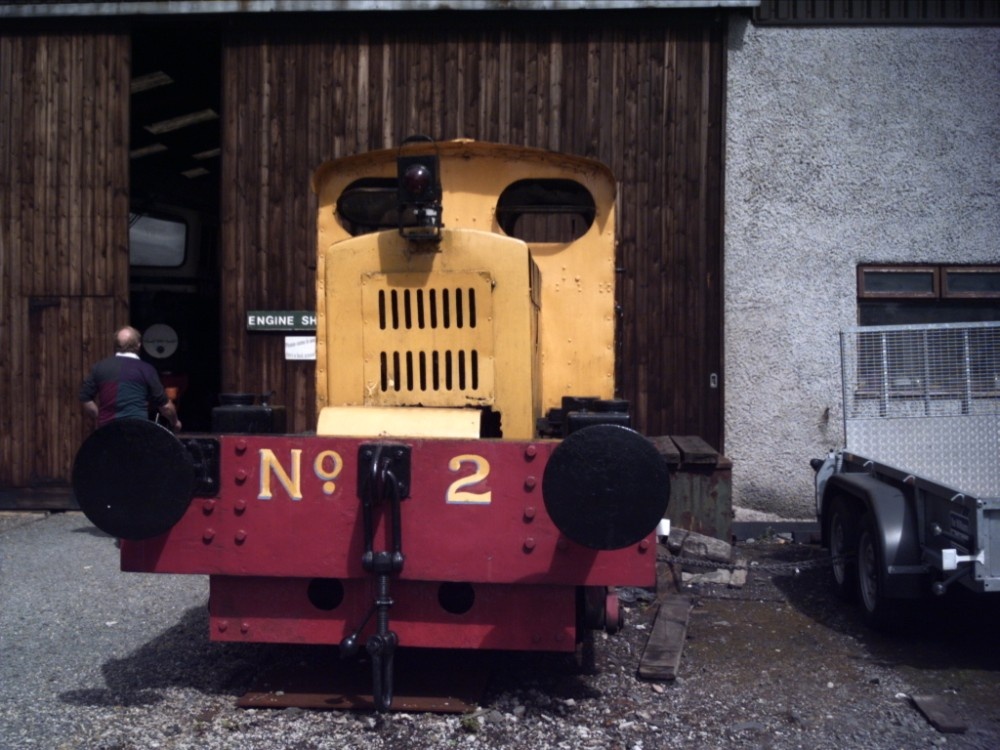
[3,510,1000,749]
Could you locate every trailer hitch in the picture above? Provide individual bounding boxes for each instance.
[340,443,410,711]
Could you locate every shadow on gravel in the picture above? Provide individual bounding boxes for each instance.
[765,541,1000,675]
[481,648,605,703]
[58,605,304,708]
[70,523,112,539]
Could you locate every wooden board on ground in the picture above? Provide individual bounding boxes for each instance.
[239,648,489,713]
[911,694,968,733]
[638,595,693,681]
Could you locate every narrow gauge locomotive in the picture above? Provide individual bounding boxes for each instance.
[73,138,670,710]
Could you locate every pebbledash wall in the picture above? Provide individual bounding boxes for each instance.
[724,17,1000,519]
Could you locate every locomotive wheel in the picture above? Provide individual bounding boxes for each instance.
[542,424,670,550]
[604,589,623,635]
[72,418,195,540]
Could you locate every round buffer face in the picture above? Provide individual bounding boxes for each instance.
[542,424,670,550]
[73,418,195,540]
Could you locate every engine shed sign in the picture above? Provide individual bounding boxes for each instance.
[246,310,316,331]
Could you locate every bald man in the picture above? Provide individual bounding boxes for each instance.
[80,326,181,431]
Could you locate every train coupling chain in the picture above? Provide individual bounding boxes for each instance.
[658,551,848,577]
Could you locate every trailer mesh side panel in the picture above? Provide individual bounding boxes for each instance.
[841,322,1000,497]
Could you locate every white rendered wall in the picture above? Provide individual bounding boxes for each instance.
[724,18,1000,518]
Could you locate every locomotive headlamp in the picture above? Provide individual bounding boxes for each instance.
[397,135,443,242]
[401,163,434,201]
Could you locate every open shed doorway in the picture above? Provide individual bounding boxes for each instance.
[128,24,222,431]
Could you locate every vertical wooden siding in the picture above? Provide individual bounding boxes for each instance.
[0,31,129,486]
[221,12,725,446]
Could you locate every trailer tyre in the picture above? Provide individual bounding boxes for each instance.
[827,497,859,601]
[857,512,903,631]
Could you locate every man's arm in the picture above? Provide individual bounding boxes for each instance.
[157,401,182,432]
[81,400,99,422]
[141,362,181,432]
[80,367,99,424]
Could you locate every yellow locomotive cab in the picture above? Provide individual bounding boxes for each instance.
[312,139,617,440]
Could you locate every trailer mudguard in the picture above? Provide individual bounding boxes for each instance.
[824,473,924,598]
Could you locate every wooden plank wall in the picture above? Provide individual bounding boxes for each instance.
[221,10,725,446]
[0,31,130,486]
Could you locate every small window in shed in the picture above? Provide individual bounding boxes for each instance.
[943,267,1000,299]
[858,264,1000,326]
[129,213,187,267]
[859,265,937,298]
[337,178,399,236]
[496,179,595,243]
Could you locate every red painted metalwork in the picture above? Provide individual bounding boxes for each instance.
[209,576,577,651]
[122,434,654,586]
[120,434,656,651]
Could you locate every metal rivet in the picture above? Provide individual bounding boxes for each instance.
[202,499,216,514]
[523,506,536,521]
[235,439,248,454]
[234,499,247,514]
[524,445,537,459]
[217,620,229,633]
[240,622,250,634]
[638,539,650,552]
[523,537,536,552]
[235,530,247,544]
[235,468,248,484]
[524,476,537,490]
[203,528,215,543]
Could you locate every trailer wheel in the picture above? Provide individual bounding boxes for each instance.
[857,513,902,631]
[827,497,859,601]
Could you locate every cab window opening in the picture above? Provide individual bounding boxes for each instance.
[496,179,595,243]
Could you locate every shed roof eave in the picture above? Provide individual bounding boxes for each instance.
[0,0,760,19]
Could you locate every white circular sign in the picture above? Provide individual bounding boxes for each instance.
[143,323,179,359]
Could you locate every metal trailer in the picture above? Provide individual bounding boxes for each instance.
[813,321,1000,629]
